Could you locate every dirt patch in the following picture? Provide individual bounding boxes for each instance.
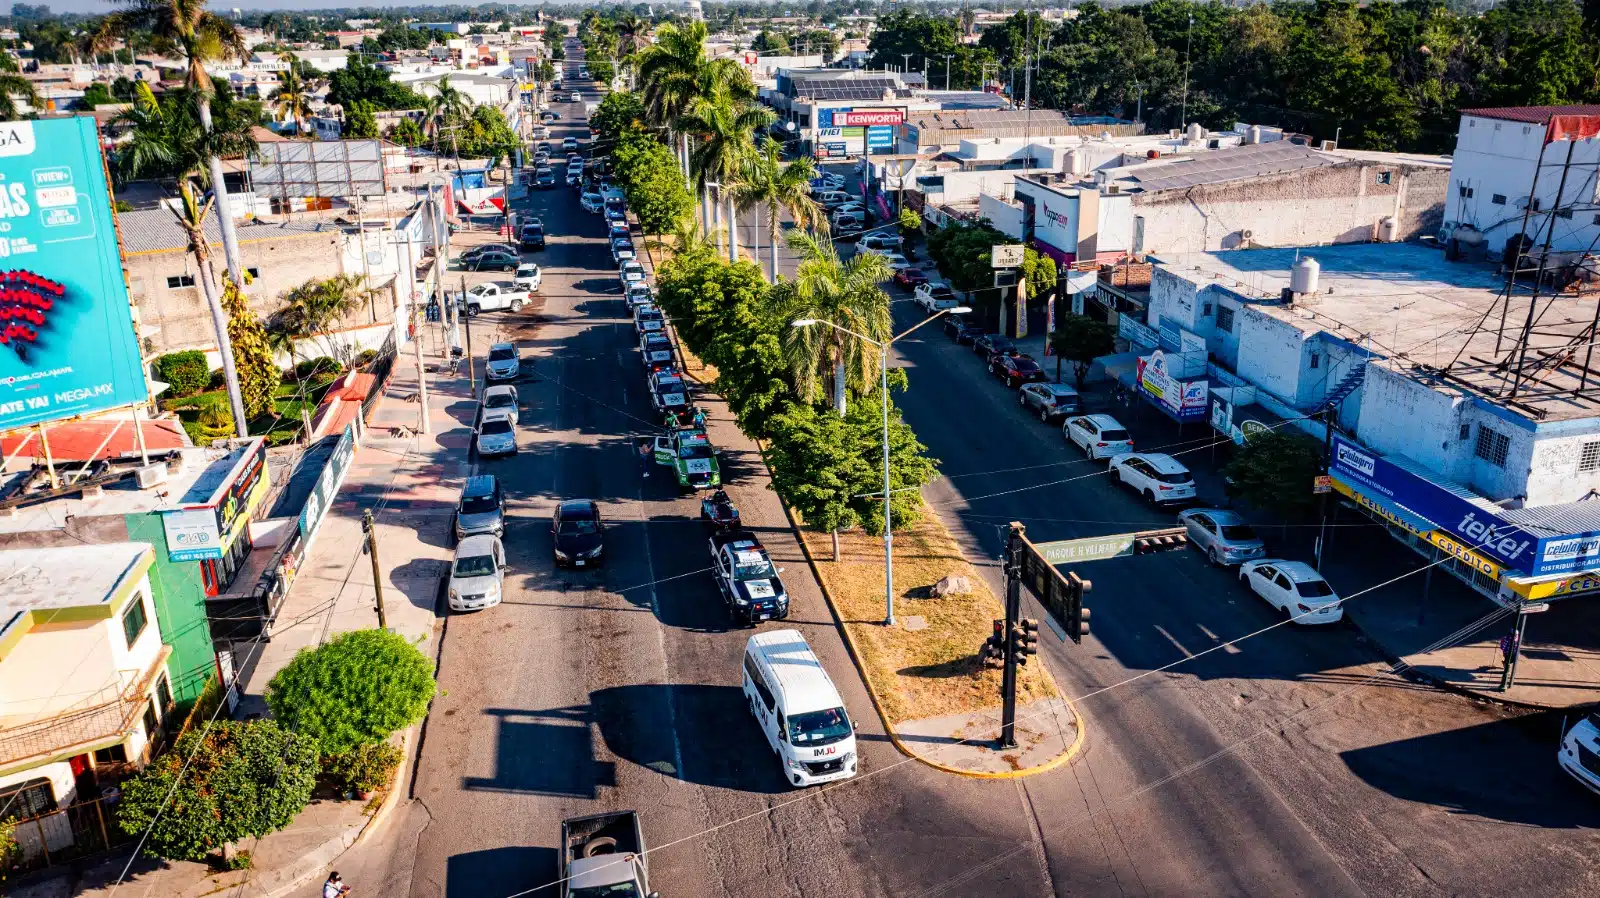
[798,516,1057,725]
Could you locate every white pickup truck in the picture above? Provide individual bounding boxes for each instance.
[457,282,532,316]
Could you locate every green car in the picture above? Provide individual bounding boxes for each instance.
[653,427,722,491]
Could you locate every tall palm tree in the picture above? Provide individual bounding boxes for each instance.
[636,20,752,180]
[275,274,376,364]
[736,139,823,281]
[0,49,38,119]
[678,90,773,262]
[783,231,891,417]
[426,76,472,160]
[610,12,651,88]
[269,54,312,134]
[96,0,251,287]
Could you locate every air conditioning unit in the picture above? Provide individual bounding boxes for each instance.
[136,463,169,489]
[1168,129,1181,139]
[1320,140,1337,150]
[1241,229,1254,241]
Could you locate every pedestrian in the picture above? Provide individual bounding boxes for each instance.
[637,439,652,479]
[664,409,680,429]
[1498,631,1520,669]
[323,872,351,898]
[692,407,707,430]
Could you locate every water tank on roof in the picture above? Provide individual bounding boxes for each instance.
[1378,216,1399,242]
[1247,125,1262,145]
[1291,256,1321,295]
[1186,122,1205,142]
[1147,149,1160,159]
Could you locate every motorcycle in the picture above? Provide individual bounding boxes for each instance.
[700,490,741,531]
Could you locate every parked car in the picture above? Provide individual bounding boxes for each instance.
[1109,452,1197,505]
[460,243,518,264]
[944,315,984,344]
[626,283,655,307]
[639,331,674,369]
[634,304,665,334]
[816,190,852,209]
[480,385,518,423]
[1018,382,1081,422]
[913,282,960,312]
[485,342,522,382]
[581,192,604,213]
[611,238,637,264]
[513,264,542,293]
[552,499,605,568]
[458,281,531,315]
[1064,414,1134,459]
[519,222,546,250]
[1239,560,1343,624]
[811,174,845,192]
[452,474,505,542]
[860,249,910,273]
[990,353,1046,387]
[832,210,865,231]
[894,268,930,290]
[973,333,1016,361]
[1177,508,1266,566]
[448,534,507,612]
[607,222,631,242]
[464,249,519,272]
[475,415,517,457]
[619,259,647,288]
[859,232,903,253]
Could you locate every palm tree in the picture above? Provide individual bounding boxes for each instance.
[610,12,651,88]
[678,90,773,262]
[425,76,472,161]
[736,139,823,281]
[636,20,752,180]
[269,55,312,135]
[0,48,39,119]
[783,231,891,417]
[274,274,376,365]
[96,0,251,288]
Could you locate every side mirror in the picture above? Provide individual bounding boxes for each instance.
[500,564,510,573]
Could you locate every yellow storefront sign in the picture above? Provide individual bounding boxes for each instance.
[1506,571,1600,601]
[1334,481,1506,581]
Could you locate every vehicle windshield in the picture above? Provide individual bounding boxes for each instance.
[1101,429,1131,442]
[558,517,598,534]
[1013,358,1039,371]
[932,289,955,299]
[480,419,513,436]
[454,554,497,577]
[516,267,537,277]
[679,444,713,460]
[1220,524,1258,540]
[789,707,852,746]
[1296,579,1335,598]
[459,495,498,515]
[536,168,552,176]
[485,393,515,409]
[1155,470,1191,485]
[989,339,1014,350]
[488,348,516,362]
[733,552,776,580]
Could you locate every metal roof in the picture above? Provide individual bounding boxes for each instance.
[909,109,1073,130]
[1498,501,1600,539]
[118,207,339,255]
[1461,105,1600,125]
[1121,141,1339,193]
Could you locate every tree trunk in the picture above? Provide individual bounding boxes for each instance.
[196,98,245,285]
[770,212,780,282]
[197,258,250,438]
[833,347,848,418]
[831,528,840,561]
[726,191,737,264]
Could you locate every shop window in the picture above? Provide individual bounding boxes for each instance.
[1579,440,1600,473]
[1475,425,1510,467]
[121,595,148,649]
[1216,306,1234,333]
[200,527,256,598]
[0,778,56,818]
[1492,194,1507,205]
[94,744,128,765]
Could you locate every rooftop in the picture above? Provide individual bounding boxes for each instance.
[0,542,150,620]
[1111,141,1340,192]
[1461,105,1600,125]
[118,207,340,255]
[1152,242,1600,422]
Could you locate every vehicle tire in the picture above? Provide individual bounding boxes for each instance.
[1145,489,1156,503]
[1209,546,1222,567]
[509,299,523,312]
[1006,376,1017,388]
[1039,408,1050,423]
[467,303,482,317]
[1019,392,1028,407]
[581,836,618,857]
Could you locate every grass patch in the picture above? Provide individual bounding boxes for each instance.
[798,512,1056,725]
[162,378,336,447]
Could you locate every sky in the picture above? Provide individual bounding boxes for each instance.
[30,1,567,14]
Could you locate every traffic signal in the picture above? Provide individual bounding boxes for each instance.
[980,619,1005,668]
[1011,618,1040,665]
[1133,526,1189,554]
[1065,572,1091,643]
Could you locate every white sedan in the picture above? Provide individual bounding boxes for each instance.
[860,248,911,273]
[513,264,542,292]
[1239,559,1343,624]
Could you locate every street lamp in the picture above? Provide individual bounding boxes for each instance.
[792,304,972,626]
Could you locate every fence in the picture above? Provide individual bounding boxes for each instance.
[361,332,399,424]
[3,792,135,878]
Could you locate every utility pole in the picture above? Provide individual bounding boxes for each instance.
[944,53,954,91]
[461,275,476,391]
[1180,13,1194,128]
[1000,527,1022,748]
[362,510,389,630]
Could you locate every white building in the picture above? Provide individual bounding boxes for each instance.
[394,71,515,108]
[1443,105,1600,259]
[0,544,176,863]
[292,49,350,73]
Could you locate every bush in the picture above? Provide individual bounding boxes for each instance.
[323,740,403,794]
[266,629,437,754]
[295,356,342,381]
[353,348,379,368]
[209,368,227,390]
[154,351,211,397]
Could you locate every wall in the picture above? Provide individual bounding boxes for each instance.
[1445,115,1600,255]
[1526,426,1600,506]
[1131,161,1448,254]
[978,193,1024,238]
[0,578,161,723]
[124,513,217,704]
[1234,307,1312,406]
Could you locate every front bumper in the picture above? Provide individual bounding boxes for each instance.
[788,755,857,787]
[450,592,503,612]
[486,366,520,381]
[734,600,788,624]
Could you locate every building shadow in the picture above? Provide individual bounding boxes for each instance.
[462,704,617,798]
[588,683,790,793]
[445,846,559,898]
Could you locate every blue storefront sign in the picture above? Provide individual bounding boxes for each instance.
[0,117,148,430]
[1330,435,1600,576]
[866,125,894,149]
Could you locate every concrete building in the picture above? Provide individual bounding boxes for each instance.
[396,70,514,108]
[0,543,177,862]
[292,49,350,73]
[899,109,1138,155]
[1137,242,1600,605]
[1442,105,1600,266]
[408,22,471,35]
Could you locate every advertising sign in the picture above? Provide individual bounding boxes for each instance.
[0,117,148,430]
[1118,315,1160,349]
[815,127,864,159]
[163,508,222,562]
[838,108,905,127]
[866,126,894,150]
[298,422,357,559]
[1136,350,1208,421]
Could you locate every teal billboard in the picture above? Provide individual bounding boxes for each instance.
[0,116,147,430]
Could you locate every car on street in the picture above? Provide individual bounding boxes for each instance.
[480,384,518,422]
[459,281,531,315]
[973,333,1016,361]
[565,167,582,187]
[552,499,605,568]
[540,110,559,122]
[1558,711,1600,794]
[832,210,865,232]
[639,331,674,369]
[619,259,647,288]
[562,136,579,152]
[1064,413,1134,459]
[649,370,692,419]
[946,316,985,344]
[1177,508,1266,566]
[863,250,910,273]
[634,304,665,334]
[569,91,582,102]
[654,426,722,491]
[475,415,517,457]
[859,232,903,253]
[1239,559,1343,624]
[894,267,930,289]
[534,167,558,188]
[626,283,654,307]
[1018,382,1081,422]
[448,534,507,612]
[710,530,789,624]
[1109,452,1197,505]
[453,474,504,542]
[464,249,519,272]
[460,243,518,263]
[485,342,522,382]
[512,264,542,293]
[990,352,1046,387]
[581,191,604,213]
[913,282,960,312]
[519,222,546,250]
[611,238,637,264]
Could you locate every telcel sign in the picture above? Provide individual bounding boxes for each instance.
[0,118,148,430]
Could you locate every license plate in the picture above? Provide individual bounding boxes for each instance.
[757,613,770,621]
[575,560,585,567]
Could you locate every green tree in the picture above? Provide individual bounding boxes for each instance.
[266,629,437,755]
[327,52,426,110]
[220,273,281,420]
[897,206,922,236]
[590,90,646,144]
[268,55,313,134]
[387,116,423,147]
[1048,314,1116,388]
[115,720,318,862]
[80,81,116,107]
[752,28,789,54]
[271,273,376,365]
[618,137,694,256]
[736,137,822,281]
[867,9,960,71]
[343,100,379,139]
[678,87,773,260]
[784,231,891,416]
[1223,430,1324,521]
[1022,247,1056,303]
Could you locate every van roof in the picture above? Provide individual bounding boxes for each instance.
[462,474,497,498]
[746,629,844,715]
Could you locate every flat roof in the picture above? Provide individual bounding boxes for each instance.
[1153,242,1600,422]
[0,542,150,630]
[1114,142,1340,192]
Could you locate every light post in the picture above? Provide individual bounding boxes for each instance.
[792,304,971,626]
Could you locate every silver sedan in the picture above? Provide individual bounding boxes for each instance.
[1176,508,1266,566]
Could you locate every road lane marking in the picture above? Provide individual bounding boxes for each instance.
[1153,624,1193,659]
[1195,622,1242,654]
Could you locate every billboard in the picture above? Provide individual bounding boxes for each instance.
[1136,350,1208,421]
[0,117,148,431]
[816,127,865,159]
[838,108,905,127]
[250,139,386,199]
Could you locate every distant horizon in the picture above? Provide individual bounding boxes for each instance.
[19,0,723,13]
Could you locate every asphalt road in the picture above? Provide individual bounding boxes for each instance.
[730,171,1600,895]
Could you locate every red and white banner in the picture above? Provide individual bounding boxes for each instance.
[838,108,905,127]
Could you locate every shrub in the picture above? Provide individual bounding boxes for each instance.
[323,740,403,794]
[354,348,379,368]
[266,629,436,754]
[295,356,342,381]
[154,351,211,397]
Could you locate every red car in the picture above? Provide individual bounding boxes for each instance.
[894,267,930,289]
[990,353,1048,388]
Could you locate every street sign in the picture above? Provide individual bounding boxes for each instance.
[1035,533,1136,565]
[992,244,1026,268]
[1313,474,1333,494]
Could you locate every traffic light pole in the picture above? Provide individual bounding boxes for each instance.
[1000,523,1024,749]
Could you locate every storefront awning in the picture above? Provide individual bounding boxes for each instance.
[1331,479,1437,534]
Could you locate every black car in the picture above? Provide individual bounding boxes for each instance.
[552,499,605,567]
[520,223,546,250]
[534,167,557,189]
[461,243,518,264]
[942,314,974,340]
[467,250,519,272]
[990,352,1047,387]
[975,333,1017,361]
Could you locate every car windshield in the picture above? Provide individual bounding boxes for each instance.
[932,289,954,299]
[1101,428,1130,441]
[480,419,513,435]
[1155,470,1191,484]
[989,338,1014,350]
[1013,358,1039,372]
[1296,579,1335,598]
[488,348,516,362]
[459,495,498,515]
[788,707,851,745]
[454,554,497,577]
[732,551,775,579]
[1220,524,1258,540]
[516,267,537,277]
[524,226,542,235]
[679,443,713,460]
[485,393,514,409]
[558,517,598,534]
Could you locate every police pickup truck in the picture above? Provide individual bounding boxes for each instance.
[709,530,789,624]
[653,426,721,492]
[648,369,692,420]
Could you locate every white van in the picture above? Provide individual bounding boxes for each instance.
[742,629,858,787]
[1559,710,1600,795]
[815,190,852,209]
